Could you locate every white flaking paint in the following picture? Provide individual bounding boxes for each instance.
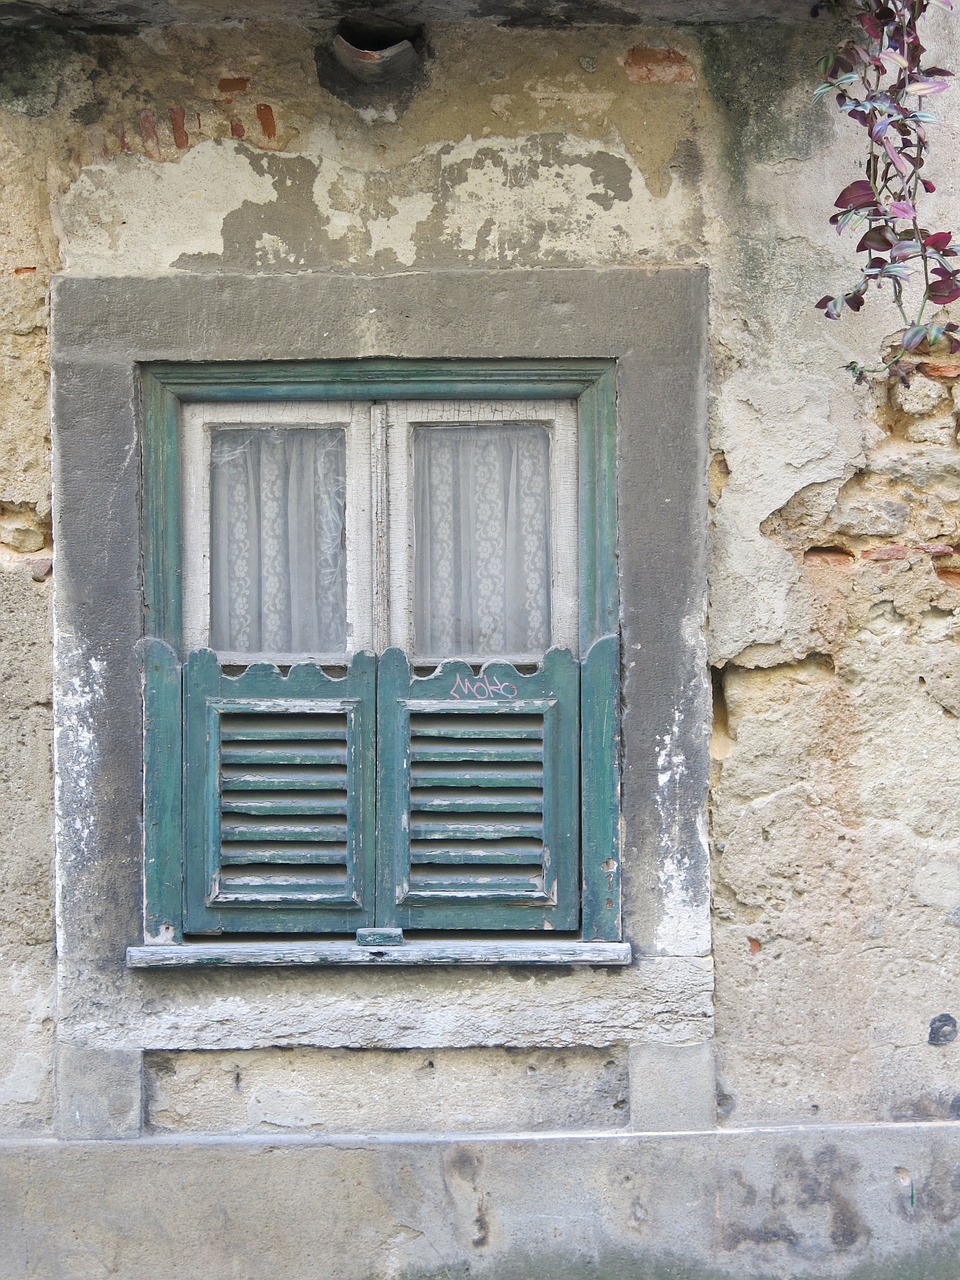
[56,141,277,273]
[366,193,437,266]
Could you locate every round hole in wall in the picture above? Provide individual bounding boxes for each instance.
[332,15,423,83]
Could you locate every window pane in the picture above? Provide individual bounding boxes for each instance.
[209,427,347,654]
[413,424,551,658]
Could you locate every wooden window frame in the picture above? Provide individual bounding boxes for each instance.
[131,358,629,967]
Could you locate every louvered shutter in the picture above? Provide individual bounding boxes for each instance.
[376,646,580,931]
[182,648,376,934]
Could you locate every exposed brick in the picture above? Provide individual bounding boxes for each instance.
[169,106,189,150]
[861,546,908,561]
[218,77,250,93]
[803,546,855,568]
[916,542,955,557]
[623,46,696,85]
[138,109,159,156]
[918,360,960,378]
[255,103,276,140]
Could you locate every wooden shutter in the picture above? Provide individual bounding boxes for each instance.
[182,648,376,934]
[376,646,580,931]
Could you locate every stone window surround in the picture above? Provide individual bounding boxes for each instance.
[50,268,711,1138]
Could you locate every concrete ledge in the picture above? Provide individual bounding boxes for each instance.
[3,1124,960,1279]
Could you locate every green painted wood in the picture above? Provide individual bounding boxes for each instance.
[356,928,404,946]
[221,795,351,816]
[221,769,347,791]
[220,820,349,840]
[127,940,633,967]
[182,649,376,934]
[409,743,543,763]
[141,357,622,949]
[580,633,622,941]
[141,374,183,647]
[411,766,542,788]
[377,647,580,932]
[408,715,544,739]
[593,366,620,638]
[221,747,347,765]
[410,820,543,840]
[142,638,184,942]
[411,793,544,814]
[409,845,544,865]
[142,358,615,405]
[220,847,348,866]
[577,366,619,648]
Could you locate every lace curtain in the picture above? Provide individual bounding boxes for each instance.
[209,427,347,654]
[207,420,551,660]
[413,424,551,658]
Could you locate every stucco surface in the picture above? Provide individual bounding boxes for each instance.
[0,0,957,1174]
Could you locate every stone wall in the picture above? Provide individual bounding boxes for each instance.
[1,6,960,1152]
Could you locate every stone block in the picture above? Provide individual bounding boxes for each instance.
[905,412,957,445]
[629,1041,717,1131]
[145,1046,630,1135]
[894,374,948,416]
[55,1045,142,1139]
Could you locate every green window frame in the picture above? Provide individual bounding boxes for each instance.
[137,359,623,962]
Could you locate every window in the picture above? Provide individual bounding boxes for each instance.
[139,360,622,957]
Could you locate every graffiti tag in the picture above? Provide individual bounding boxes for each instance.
[450,671,518,701]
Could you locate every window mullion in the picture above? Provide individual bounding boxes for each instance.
[371,401,390,654]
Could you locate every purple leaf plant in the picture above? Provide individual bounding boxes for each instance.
[815,0,960,381]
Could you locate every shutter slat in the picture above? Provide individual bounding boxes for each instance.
[221,819,348,841]
[220,715,347,741]
[409,716,544,739]
[222,765,347,790]
[406,880,549,902]
[221,746,348,766]
[410,789,544,813]
[409,840,543,865]
[221,794,350,815]
[410,819,544,841]
[220,844,348,865]
[410,743,543,763]
[410,764,542,788]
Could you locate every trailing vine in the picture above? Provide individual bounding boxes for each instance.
[815,0,960,380]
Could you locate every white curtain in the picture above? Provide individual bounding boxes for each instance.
[413,424,551,658]
[209,427,346,654]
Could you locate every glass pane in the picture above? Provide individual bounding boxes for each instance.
[209,427,347,654]
[413,423,551,658]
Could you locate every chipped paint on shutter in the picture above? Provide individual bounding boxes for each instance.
[377,646,580,931]
[580,633,621,940]
[183,648,376,934]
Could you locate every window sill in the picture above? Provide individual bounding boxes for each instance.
[126,940,633,968]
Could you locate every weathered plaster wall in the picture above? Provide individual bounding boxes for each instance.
[1,4,959,1152]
